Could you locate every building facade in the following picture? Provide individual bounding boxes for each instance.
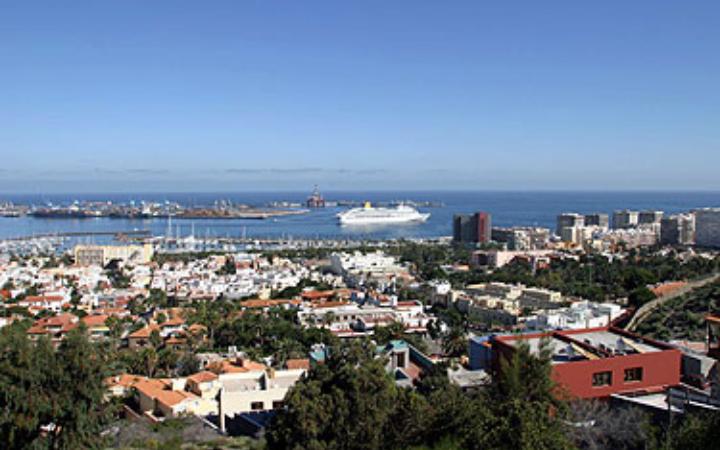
[453,212,492,244]
[492,327,681,399]
[660,214,695,245]
[612,210,639,229]
[638,210,664,225]
[695,208,720,248]
[584,213,609,229]
[556,213,584,237]
[74,244,154,267]
[492,227,551,250]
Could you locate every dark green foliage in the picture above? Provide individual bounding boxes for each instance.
[628,286,656,308]
[670,410,720,449]
[372,322,429,353]
[217,257,237,275]
[267,341,399,450]
[442,326,467,357]
[386,241,471,281]
[271,278,333,299]
[637,280,720,341]
[147,288,169,307]
[106,261,131,289]
[479,340,573,450]
[471,253,719,302]
[267,338,572,450]
[0,323,113,449]
[214,306,338,359]
[176,352,201,376]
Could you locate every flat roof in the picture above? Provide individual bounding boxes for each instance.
[570,330,661,354]
[498,327,670,364]
[612,392,682,413]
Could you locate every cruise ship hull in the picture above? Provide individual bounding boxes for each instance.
[337,206,430,226]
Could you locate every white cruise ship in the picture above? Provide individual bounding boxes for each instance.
[337,203,430,226]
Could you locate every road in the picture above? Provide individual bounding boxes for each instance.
[626,272,720,332]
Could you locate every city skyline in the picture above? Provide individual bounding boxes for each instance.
[2,1,720,192]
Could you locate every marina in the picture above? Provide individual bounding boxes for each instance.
[0,191,717,243]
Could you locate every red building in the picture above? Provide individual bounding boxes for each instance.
[475,212,491,244]
[453,211,492,244]
[492,326,681,399]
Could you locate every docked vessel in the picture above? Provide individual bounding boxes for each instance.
[337,203,430,225]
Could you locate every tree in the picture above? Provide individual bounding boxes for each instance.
[147,288,168,308]
[142,347,159,378]
[441,326,467,358]
[158,347,180,376]
[149,329,163,349]
[176,352,201,377]
[217,257,237,275]
[374,321,406,345]
[564,400,653,450]
[0,325,57,448]
[267,339,493,450]
[267,341,408,450]
[628,286,656,308]
[670,410,720,450]
[0,323,113,449]
[49,325,114,449]
[481,339,573,450]
[106,315,125,341]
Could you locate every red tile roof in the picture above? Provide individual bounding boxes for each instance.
[106,374,148,388]
[207,359,267,375]
[187,371,218,384]
[301,290,335,300]
[285,359,310,370]
[160,317,185,327]
[82,314,109,328]
[26,313,79,336]
[128,324,160,339]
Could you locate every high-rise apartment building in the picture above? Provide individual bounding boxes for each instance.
[695,208,720,248]
[660,214,695,245]
[453,212,492,244]
[612,210,639,229]
[638,210,664,224]
[556,213,585,236]
[584,213,609,229]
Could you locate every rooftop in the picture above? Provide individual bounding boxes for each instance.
[497,327,674,365]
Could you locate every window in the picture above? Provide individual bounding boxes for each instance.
[592,371,612,387]
[624,367,643,383]
[272,401,285,410]
[251,401,264,411]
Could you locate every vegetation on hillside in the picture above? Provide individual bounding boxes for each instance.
[268,339,577,450]
[448,251,720,304]
[0,324,114,449]
[636,280,720,341]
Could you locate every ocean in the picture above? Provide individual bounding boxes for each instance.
[0,191,718,242]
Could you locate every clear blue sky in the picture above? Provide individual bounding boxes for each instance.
[1,1,719,192]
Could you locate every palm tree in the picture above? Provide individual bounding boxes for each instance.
[142,347,159,378]
[442,326,467,358]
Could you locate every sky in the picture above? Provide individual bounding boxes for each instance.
[1,1,719,193]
